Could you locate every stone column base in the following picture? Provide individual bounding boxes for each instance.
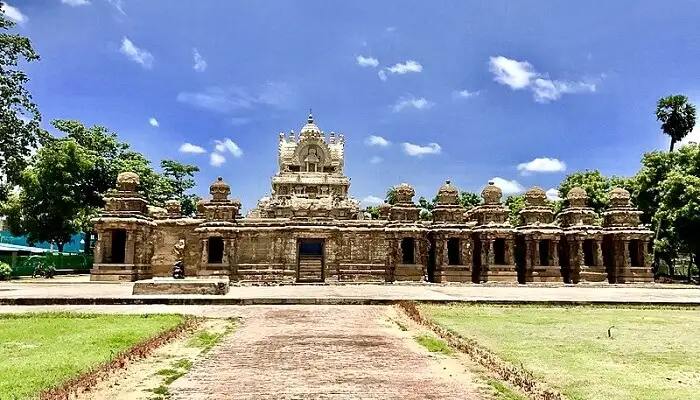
[394,264,425,282]
[90,264,153,282]
[482,264,518,283]
[437,266,474,283]
[616,267,654,283]
[579,266,609,283]
[527,266,563,283]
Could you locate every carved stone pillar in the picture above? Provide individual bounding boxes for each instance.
[524,239,533,268]
[573,239,583,267]
[551,239,559,267]
[460,236,471,268]
[533,239,540,266]
[595,239,604,267]
[201,239,209,265]
[640,240,650,269]
[622,239,631,268]
[103,230,113,263]
[487,239,495,266]
[93,229,104,264]
[125,231,135,264]
[505,239,514,265]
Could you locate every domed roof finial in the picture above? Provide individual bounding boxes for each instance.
[308,108,313,124]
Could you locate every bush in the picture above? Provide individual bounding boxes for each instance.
[0,262,12,281]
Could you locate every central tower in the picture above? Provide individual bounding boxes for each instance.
[248,112,361,220]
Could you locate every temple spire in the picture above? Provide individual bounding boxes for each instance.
[308,108,313,123]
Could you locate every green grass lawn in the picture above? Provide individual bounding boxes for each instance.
[0,313,184,399]
[420,304,700,400]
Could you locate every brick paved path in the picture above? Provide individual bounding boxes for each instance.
[169,306,488,399]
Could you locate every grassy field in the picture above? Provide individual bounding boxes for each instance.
[0,313,184,399]
[420,304,700,400]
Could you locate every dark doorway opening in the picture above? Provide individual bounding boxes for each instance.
[298,239,325,283]
[401,238,415,264]
[447,238,460,265]
[603,236,615,283]
[493,238,506,265]
[583,239,595,266]
[208,237,224,264]
[515,235,527,284]
[539,240,550,266]
[629,239,641,267]
[109,229,126,264]
[559,240,571,283]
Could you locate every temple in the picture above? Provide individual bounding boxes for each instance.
[90,113,654,284]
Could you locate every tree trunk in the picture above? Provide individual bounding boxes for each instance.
[669,138,676,152]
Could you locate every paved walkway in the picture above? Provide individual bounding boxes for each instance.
[2,280,700,304]
[169,306,488,400]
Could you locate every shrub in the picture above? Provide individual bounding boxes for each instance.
[0,262,12,281]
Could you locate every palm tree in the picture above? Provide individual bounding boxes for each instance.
[385,187,397,205]
[656,95,697,152]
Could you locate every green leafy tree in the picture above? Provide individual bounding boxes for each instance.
[160,159,200,216]
[459,191,481,209]
[504,195,525,226]
[11,139,95,252]
[364,206,379,219]
[385,187,396,205]
[656,95,697,152]
[0,10,47,201]
[557,170,612,214]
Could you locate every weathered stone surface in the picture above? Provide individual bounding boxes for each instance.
[132,278,230,295]
[90,114,654,287]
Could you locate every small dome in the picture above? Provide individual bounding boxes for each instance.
[481,181,502,205]
[378,202,391,210]
[165,199,181,215]
[117,171,139,192]
[196,199,208,215]
[437,180,459,205]
[231,198,242,208]
[566,187,588,207]
[609,187,631,207]
[210,177,231,201]
[525,186,547,207]
[394,182,415,204]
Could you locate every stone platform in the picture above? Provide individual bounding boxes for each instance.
[132,278,230,295]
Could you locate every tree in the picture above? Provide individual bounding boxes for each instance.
[0,9,47,201]
[385,187,396,205]
[656,95,697,152]
[459,191,481,209]
[657,170,700,280]
[11,139,95,251]
[364,206,379,219]
[557,170,633,215]
[160,159,200,216]
[504,195,525,226]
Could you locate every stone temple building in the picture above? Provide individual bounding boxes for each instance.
[91,113,654,285]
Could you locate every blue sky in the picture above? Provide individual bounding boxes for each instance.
[5,0,700,211]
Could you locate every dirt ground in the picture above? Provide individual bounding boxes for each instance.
[70,305,512,400]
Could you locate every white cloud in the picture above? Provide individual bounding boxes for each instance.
[61,0,90,5]
[106,0,125,15]
[365,135,390,147]
[119,37,154,69]
[680,125,700,146]
[391,96,434,112]
[209,153,226,167]
[2,3,27,24]
[402,142,441,157]
[546,188,562,201]
[453,89,481,99]
[488,56,597,103]
[148,117,159,127]
[517,157,566,175]
[489,56,536,90]
[378,70,387,82]
[490,177,525,195]
[370,156,383,164]
[362,195,384,205]
[176,82,291,113]
[179,143,206,154]
[357,56,379,68]
[387,60,423,74]
[193,48,207,72]
[385,26,396,32]
[214,138,243,158]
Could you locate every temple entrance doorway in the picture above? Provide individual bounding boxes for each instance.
[297,239,324,283]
